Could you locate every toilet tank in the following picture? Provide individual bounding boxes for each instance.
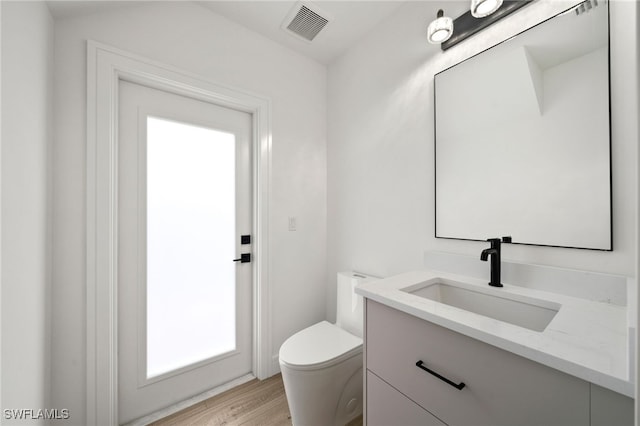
[336,271,379,338]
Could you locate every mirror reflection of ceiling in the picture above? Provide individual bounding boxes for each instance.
[524,3,607,70]
[441,2,607,135]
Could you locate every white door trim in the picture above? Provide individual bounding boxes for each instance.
[86,40,272,426]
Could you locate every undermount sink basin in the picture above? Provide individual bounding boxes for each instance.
[402,278,560,332]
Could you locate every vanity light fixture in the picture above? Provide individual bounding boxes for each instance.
[427,9,454,44]
[471,0,504,18]
[430,0,533,51]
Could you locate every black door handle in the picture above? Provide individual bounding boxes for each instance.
[233,253,251,263]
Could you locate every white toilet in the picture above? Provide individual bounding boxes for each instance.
[279,271,378,426]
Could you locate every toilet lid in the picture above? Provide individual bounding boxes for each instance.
[279,321,362,370]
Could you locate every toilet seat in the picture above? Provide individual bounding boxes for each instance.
[279,321,362,371]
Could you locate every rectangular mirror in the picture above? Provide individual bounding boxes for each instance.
[435,1,611,250]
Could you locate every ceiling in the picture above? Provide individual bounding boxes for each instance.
[46,0,412,65]
[47,0,146,21]
[198,1,408,64]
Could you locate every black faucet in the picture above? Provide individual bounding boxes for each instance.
[480,236,512,287]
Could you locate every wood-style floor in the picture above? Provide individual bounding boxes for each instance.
[150,374,363,426]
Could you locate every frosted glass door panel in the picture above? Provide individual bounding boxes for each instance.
[146,116,236,379]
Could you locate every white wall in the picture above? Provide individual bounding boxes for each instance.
[1,0,54,422]
[52,3,326,423]
[327,0,638,320]
[636,0,640,420]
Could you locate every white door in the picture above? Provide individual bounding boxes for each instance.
[117,80,253,424]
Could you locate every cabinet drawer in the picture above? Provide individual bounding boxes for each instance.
[367,371,446,426]
[366,300,589,426]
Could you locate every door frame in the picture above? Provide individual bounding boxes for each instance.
[86,40,272,426]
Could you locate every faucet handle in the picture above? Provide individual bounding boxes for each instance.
[486,237,502,249]
[502,236,512,243]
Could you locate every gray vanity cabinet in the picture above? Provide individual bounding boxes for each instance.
[365,300,591,426]
[590,384,634,426]
[366,371,446,426]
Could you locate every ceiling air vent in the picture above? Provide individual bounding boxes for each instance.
[282,1,331,42]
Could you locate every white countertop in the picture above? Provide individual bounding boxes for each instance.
[356,269,633,397]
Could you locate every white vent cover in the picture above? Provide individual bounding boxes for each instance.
[282,1,331,42]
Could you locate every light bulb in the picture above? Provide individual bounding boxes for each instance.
[471,0,503,18]
[427,10,453,44]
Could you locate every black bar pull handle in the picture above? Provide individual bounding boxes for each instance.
[416,360,466,390]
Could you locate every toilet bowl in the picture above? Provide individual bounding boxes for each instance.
[279,272,378,426]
